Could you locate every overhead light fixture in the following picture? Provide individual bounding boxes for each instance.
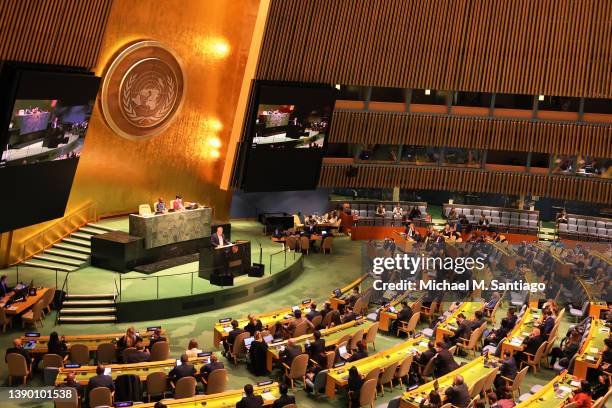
[538,94,545,101]
[425,89,431,95]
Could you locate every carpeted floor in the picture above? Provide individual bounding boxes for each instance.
[0,220,575,408]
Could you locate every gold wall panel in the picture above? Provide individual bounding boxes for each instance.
[65,0,260,221]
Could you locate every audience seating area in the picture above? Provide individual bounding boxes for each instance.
[557,213,612,241]
[443,203,540,233]
[342,200,429,226]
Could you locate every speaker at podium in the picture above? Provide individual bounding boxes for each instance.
[198,240,252,286]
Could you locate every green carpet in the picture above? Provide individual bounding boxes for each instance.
[0,221,577,407]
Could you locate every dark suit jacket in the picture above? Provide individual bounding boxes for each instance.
[499,356,518,379]
[342,312,357,323]
[228,329,246,346]
[126,350,150,363]
[445,383,471,408]
[244,320,263,336]
[272,394,296,408]
[211,233,228,247]
[169,363,196,382]
[201,361,225,380]
[0,282,10,297]
[433,349,459,376]
[540,316,555,336]
[236,394,264,408]
[417,349,435,366]
[148,336,167,350]
[500,315,518,335]
[452,320,472,341]
[306,339,326,364]
[397,307,413,323]
[523,335,545,355]
[280,345,302,366]
[306,310,321,322]
[348,350,369,362]
[470,318,486,332]
[86,374,114,396]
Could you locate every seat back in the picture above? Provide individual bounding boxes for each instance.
[422,355,435,378]
[469,376,486,398]
[69,344,90,365]
[138,204,152,216]
[322,236,333,251]
[353,297,368,315]
[205,368,228,394]
[532,340,548,364]
[122,347,137,363]
[411,300,422,314]
[150,341,170,361]
[359,379,377,407]
[325,350,335,369]
[43,287,56,309]
[232,332,250,359]
[348,329,364,350]
[88,386,112,408]
[396,354,413,378]
[96,343,116,364]
[482,367,499,393]
[30,300,44,322]
[286,236,297,250]
[365,367,381,382]
[365,322,379,344]
[512,366,528,392]
[174,376,196,399]
[42,353,64,368]
[300,236,310,251]
[293,320,309,337]
[593,388,612,408]
[379,361,399,384]
[145,371,168,398]
[322,311,334,327]
[310,314,323,328]
[288,353,309,379]
[54,386,78,408]
[7,353,28,377]
[407,311,421,332]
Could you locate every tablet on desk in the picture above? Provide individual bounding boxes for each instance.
[104,368,112,376]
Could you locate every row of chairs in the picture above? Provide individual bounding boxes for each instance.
[284,235,334,254]
[1,287,55,331]
[558,222,612,240]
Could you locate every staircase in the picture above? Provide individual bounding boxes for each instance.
[58,293,117,324]
[22,223,116,272]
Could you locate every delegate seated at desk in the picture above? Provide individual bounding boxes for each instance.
[211,226,231,248]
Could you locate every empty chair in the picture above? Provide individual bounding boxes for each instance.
[529,213,538,221]
[321,236,334,254]
[482,210,491,217]
[529,220,538,230]
[394,354,413,387]
[22,301,44,328]
[568,217,577,224]
[348,329,364,351]
[559,223,568,233]
[138,204,152,216]
[587,220,597,228]
[96,343,116,364]
[293,320,309,337]
[577,219,586,226]
[473,209,482,217]
[205,368,228,394]
[89,386,112,408]
[377,361,399,395]
[364,322,379,351]
[490,210,499,218]
[469,376,486,398]
[0,308,13,332]
[174,376,196,399]
[520,213,529,221]
[54,386,79,408]
[42,354,64,369]
[41,287,56,315]
[568,224,578,233]
[588,227,598,236]
[300,236,310,254]
[150,341,170,361]
[146,371,168,401]
[69,344,90,366]
[578,225,588,235]
[7,353,30,385]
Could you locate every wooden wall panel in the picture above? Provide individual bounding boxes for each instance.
[328,111,612,157]
[0,0,113,69]
[258,0,612,98]
[319,164,612,203]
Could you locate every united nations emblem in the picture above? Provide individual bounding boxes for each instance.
[101,41,185,140]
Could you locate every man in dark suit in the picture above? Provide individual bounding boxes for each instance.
[416,341,436,367]
[272,383,295,408]
[168,354,196,384]
[342,306,358,323]
[449,313,472,345]
[515,328,545,365]
[211,226,229,248]
[148,328,167,351]
[444,375,471,408]
[200,354,224,382]
[393,301,414,335]
[484,308,517,347]
[126,342,151,363]
[494,351,518,388]
[58,371,84,399]
[306,302,321,322]
[305,330,326,366]
[347,287,360,307]
[0,275,10,297]
[469,310,486,332]
[237,384,263,408]
[433,342,459,377]
[5,339,32,370]
[539,309,555,337]
[244,314,263,336]
[348,341,369,362]
[223,320,246,354]
[280,338,303,367]
[86,365,114,398]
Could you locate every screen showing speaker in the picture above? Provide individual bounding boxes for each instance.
[0,65,100,232]
[240,81,336,192]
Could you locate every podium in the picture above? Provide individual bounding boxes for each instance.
[198,240,251,285]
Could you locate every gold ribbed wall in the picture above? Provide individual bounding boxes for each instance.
[257,0,612,98]
[329,111,612,156]
[320,165,612,204]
